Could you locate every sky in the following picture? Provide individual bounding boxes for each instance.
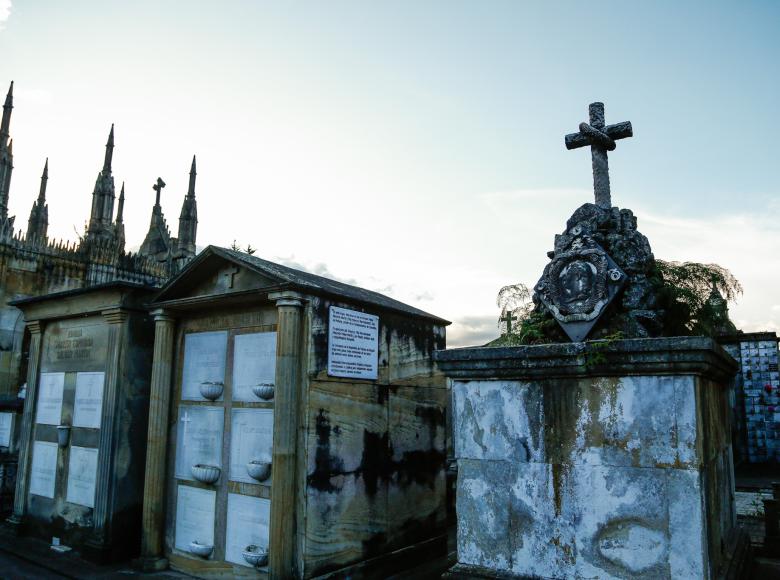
[1,1,778,346]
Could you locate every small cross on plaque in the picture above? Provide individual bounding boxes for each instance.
[565,102,633,209]
[501,311,517,335]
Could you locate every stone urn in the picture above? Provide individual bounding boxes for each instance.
[191,464,221,484]
[252,383,275,401]
[242,544,269,567]
[188,540,214,558]
[199,381,224,401]
[56,425,71,448]
[246,460,272,482]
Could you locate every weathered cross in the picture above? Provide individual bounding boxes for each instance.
[501,311,517,335]
[181,409,192,440]
[152,177,166,206]
[225,265,240,288]
[565,102,632,209]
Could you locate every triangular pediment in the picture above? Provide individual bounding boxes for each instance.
[154,248,282,302]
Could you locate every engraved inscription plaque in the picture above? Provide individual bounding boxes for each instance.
[225,493,270,567]
[232,332,277,402]
[175,485,216,552]
[181,331,228,400]
[0,412,12,448]
[73,372,105,429]
[66,446,98,508]
[229,408,274,483]
[35,372,65,425]
[174,406,224,480]
[328,306,379,380]
[29,441,58,498]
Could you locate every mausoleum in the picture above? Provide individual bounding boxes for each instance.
[7,282,156,562]
[138,245,450,578]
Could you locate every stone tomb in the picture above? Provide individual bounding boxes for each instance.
[7,282,156,562]
[139,246,450,578]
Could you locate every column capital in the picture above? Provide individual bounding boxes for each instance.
[26,320,44,335]
[102,307,129,325]
[268,291,305,308]
[151,308,175,323]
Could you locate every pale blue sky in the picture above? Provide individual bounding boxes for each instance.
[1,1,779,344]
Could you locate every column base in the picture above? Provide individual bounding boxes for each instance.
[133,556,169,572]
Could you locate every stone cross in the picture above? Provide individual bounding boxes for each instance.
[181,409,192,440]
[225,265,240,289]
[501,311,517,335]
[152,177,166,206]
[565,102,632,209]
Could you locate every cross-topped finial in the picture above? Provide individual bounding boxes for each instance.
[500,311,517,335]
[152,177,166,206]
[565,102,632,209]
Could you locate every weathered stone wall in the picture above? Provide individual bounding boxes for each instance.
[301,296,448,577]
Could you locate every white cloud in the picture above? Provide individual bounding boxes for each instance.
[0,1,11,30]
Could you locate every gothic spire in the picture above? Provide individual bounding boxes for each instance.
[103,123,114,172]
[188,154,196,198]
[177,155,198,259]
[27,157,49,242]
[116,182,125,223]
[0,81,12,141]
[39,158,49,202]
[114,182,126,252]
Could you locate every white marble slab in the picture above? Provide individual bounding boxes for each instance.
[175,485,216,553]
[73,372,105,429]
[0,412,12,448]
[175,406,224,480]
[29,441,58,498]
[181,331,228,400]
[225,493,270,567]
[66,446,98,508]
[327,306,379,380]
[232,332,277,402]
[229,408,274,483]
[35,372,65,425]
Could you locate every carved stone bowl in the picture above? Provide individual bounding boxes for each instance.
[199,381,224,401]
[188,541,214,558]
[246,460,272,482]
[242,544,269,567]
[191,464,221,484]
[252,383,275,401]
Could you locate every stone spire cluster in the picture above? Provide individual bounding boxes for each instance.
[0,79,200,267]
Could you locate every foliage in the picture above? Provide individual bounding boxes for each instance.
[231,240,257,255]
[652,260,742,336]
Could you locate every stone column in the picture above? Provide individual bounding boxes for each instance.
[7,320,44,531]
[139,309,176,571]
[268,292,305,579]
[85,308,128,561]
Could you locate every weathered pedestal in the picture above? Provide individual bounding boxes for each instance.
[435,337,750,579]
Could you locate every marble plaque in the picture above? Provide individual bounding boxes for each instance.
[175,406,224,480]
[328,306,379,380]
[29,441,58,498]
[232,332,277,402]
[181,331,228,400]
[42,319,108,371]
[229,408,274,483]
[225,493,270,567]
[175,485,216,552]
[73,372,105,429]
[0,412,12,448]
[35,372,65,425]
[66,446,98,508]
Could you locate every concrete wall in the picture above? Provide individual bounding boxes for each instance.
[452,373,736,579]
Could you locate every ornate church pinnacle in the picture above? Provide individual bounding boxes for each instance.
[103,124,115,172]
[1,81,12,139]
[39,158,48,201]
[117,182,125,223]
[188,154,196,198]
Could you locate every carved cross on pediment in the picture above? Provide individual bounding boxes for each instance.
[565,102,633,209]
[224,266,240,289]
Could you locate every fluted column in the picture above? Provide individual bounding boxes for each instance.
[268,292,305,580]
[139,309,176,571]
[7,320,44,531]
[85,308,128,559]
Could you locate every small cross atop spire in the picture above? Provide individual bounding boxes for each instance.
[565,102,633,209]
[153,177,166,206]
